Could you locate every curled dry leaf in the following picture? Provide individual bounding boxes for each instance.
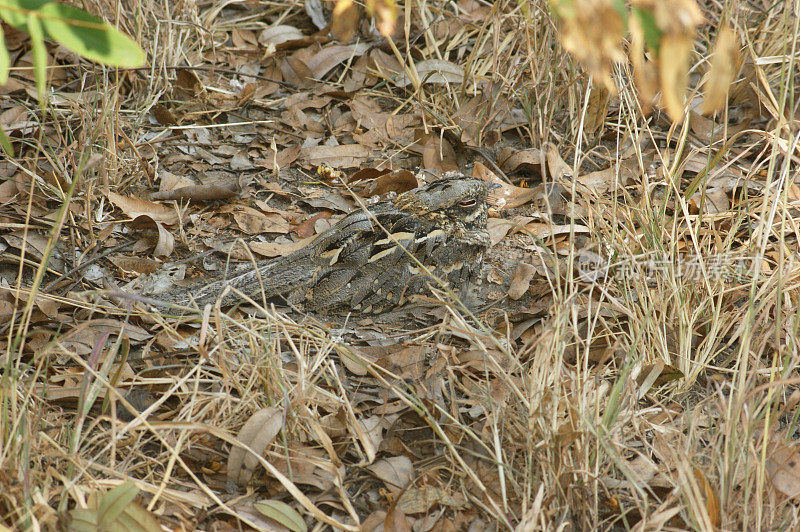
[150,184,238,202]
[228,406,283,485]
[486,216,534,246]
[508,262,536,300]
[368,456,414,494]
[498,147,544,175]
[545,144,572,180]
[393,59,463,88]
[227,206,292,234]
[108,191,179,225]
[131,216,175,257]
[472,162,537,209]
[418,132,458,173]
[250,238,311,258]
[307,43,371,79]
[260,25,304,46]
[331,0,362,42]
[352,168,419,197]
[299,143,370,169]
[701,26,740,115]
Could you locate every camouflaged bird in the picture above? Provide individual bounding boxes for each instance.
[163,176,493,314]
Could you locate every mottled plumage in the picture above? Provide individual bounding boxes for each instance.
[164,176,492,314]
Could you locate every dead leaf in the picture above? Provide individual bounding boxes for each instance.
[227,206,292,234]
[176,68,203,96]
[508,263,536,300]
[419,132,458,173]
[307,43,371,79]
[110,256,161,275]
[228,407,283,485]
[108,192,179,225]
[497,147,544,175]
[486,216,533,246]
[259,25,304,45]
[299,144,370,168]
[361,169,419,196]
[250,238,311,258]
[393,59,463,88]
[545,144,572,180]
[472,162,537,209]
[331,0,362,42]
[368,456,414,493]
[693,469,720,528]
[150,184,238,202]
[701,26,740,115]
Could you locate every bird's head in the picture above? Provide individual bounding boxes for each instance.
[395,176,495,230]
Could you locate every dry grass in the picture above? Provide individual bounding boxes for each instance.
[1,0,799,530]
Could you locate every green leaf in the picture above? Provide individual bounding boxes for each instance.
[98,481,139,528]
[254,500,308,532]
[632,6,662,53]
[68,508,99,532]
[0,127,13,157]
[0,0,50,28]
[36,2,145,68]
[25,11,46,107]
[0,25,10,84]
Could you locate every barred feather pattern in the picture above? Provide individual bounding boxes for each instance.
[162,176,492,314]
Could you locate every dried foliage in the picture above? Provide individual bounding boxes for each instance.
[1,0,799,530]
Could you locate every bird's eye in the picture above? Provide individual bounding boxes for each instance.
[459,199,476,208]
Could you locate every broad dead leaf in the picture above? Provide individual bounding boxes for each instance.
[394,59,463,88]
[260,25,304,46]
[508,262,536,300]
[108,192,179,225]
[701,26,740,115]
[766,437,800,499]
[368,456,414,493]
[472,162,537,209]
[228,406,283,485]
[227,206,292,234]
[331,0,362,42]
[418,132,458,173]
[307,43,371,79]
[299,144,370,168]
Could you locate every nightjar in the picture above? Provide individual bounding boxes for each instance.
[166,176,493,314]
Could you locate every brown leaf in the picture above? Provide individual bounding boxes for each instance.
[108,192,179,225]
[228,206,292,234]
[497,147,544,175]
[227,407,283,485]
[393,59,463,88]
[152,104,178,126]
[368,456,414,494]
[419,132,458,173]
[331,0,363,42]
[693,469,720,528]
[545,144,572,180]
[363,169,419,196]
[294,211,332,239]
[259,25,304,46]
[701,26,740,115]
[249,238,311,258]
[110,256,161,275]
[176,68,203,96]
[486,216,533,246]
[150,184,238,202]
[472,162,537,209]
[307,43,371,79]
[131,217,175,257]
[299,144,370,169]
[584,86,610,137]
[508,262,536,300]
